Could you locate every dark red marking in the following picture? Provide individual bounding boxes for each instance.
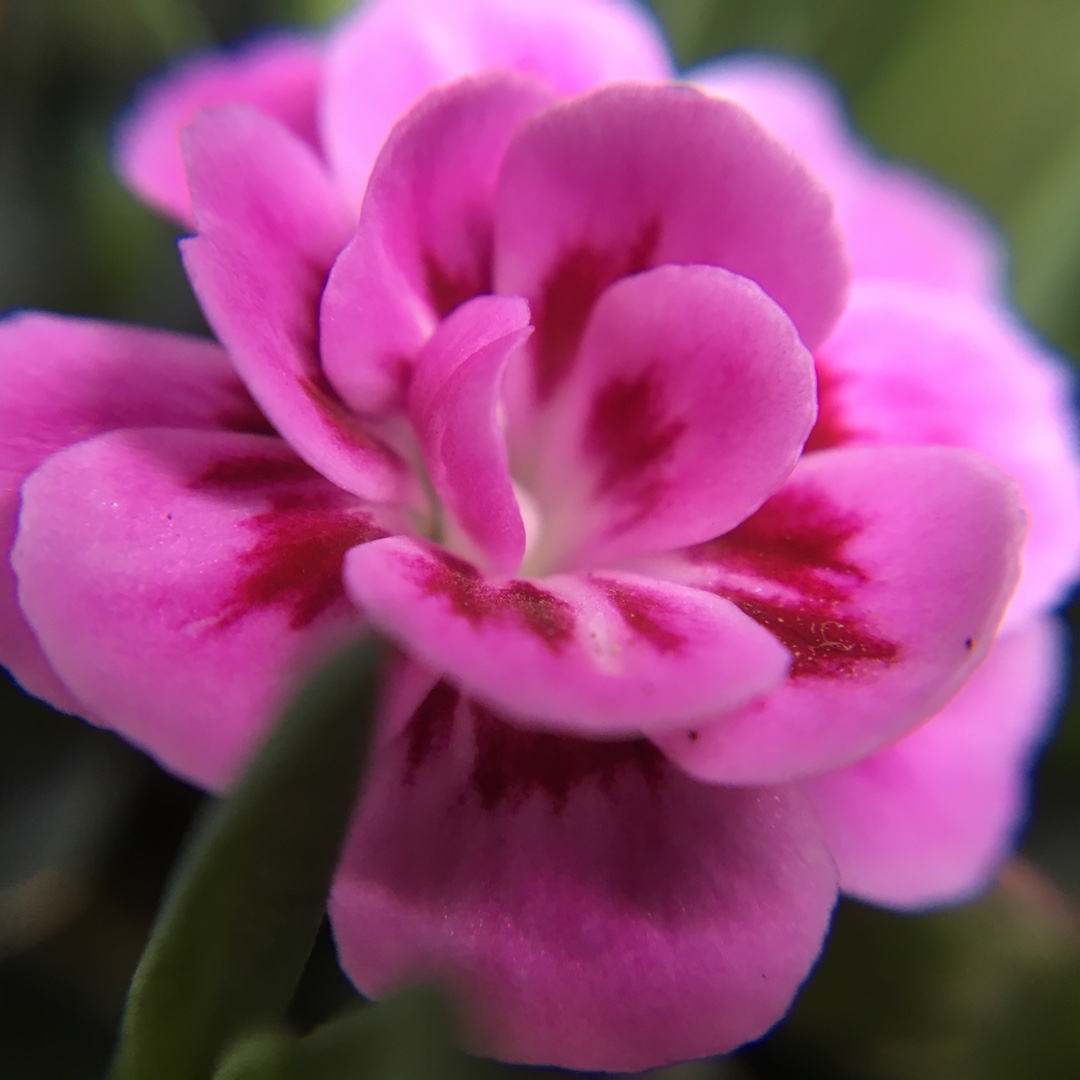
[532,219,661,401]
[404,680,664,812]
[694,485,867,603]
[596,578,686,654]
[586,367,685,515]
[805,358,861,452]
[418,550,575,652]
[193,454,318,490]
[404,679,458,783]
[725,591,898,679]
[694,485,900,679]
[217,390,278,436]
[189,455,385,631]
[217,496,385,631]
[422,246,492,319]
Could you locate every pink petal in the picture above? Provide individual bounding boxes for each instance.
[0,313,266,712]
[321,73,553,415]
[13,429,398,789]
[331,669,837,1071]
[115,35,323,226]
[181,106,412,504]
[809,283,1080,624]
[409,296,531,574]
[804,620,1063,908]
[655,446,1025,784]
[322,0,673,210]
[692,56,1002,297]
[344,538,791,736]
[524,265,817,568]
[493,82,848,419]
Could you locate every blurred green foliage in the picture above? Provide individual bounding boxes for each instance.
[2,0,1080,1077]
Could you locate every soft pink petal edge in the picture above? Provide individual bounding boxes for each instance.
[114,34,324,226]
[804,619,1064,908]
[0,312,264,713]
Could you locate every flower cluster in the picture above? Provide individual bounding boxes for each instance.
[2,0,1078,1071]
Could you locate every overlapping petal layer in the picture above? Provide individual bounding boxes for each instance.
[656,446,1025,783]
[322,0,672,210]
[345,539,792,735]
[692,56,1003,297]
[115,35,324,226]
[804,620,1063,907]
[0,314,266,710]
[321,73,553,415]
[810,284,1080,623]
[331,668,837,1071]
[181,106,412,505]
[526,264,817,569]
[14,429,399,788]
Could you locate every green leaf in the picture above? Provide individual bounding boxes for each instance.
[109,637,385,1080]
[213,988,476,1080]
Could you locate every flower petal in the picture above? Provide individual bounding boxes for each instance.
[409,295,531,574]
[114,35,323,226]
[804,620,1063,908]
[344,538,791,736]
[523,264,817,569]
[493,82,848,420]
[321,73,553,415]
[655,446,1025,784]
[322,0,673,210]
[331,670,837,1071]
[692,56,1002,297]
[13,429,398,789]
[181,105,412,504]
[810,283,1080,624]
[0,313,265,712]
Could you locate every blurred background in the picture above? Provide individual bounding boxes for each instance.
[2,0,1080,1076]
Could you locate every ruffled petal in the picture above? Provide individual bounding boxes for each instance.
[322,0,673,210]
[524,264,817,569]
[13,429,399,789]
[804,620,1064,908]
[344,538,792,736]
[330,668,837,1071]
[809,283,1080,624]
[115,35,323,226]
[181,105,413,504]
[493,82,848,424]
[692,56,1002,297]
[409,295,531,574]
[0,313,266,711]
[321,73,553,415]
[654,446,1025,784]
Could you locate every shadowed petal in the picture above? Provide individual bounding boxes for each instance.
[0,313,266,712]
[13,429,400,789]
[321,73,553,415]
[804,620,1063,908]
[409,295,532,574]
[181,105,413,504]
[344,538,791,736]
[321,0,672,210]
[331,669,837,1071]
[655,446,1025,783]
[115,35,323,226]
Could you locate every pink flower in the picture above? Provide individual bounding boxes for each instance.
[1,0,1077,1070]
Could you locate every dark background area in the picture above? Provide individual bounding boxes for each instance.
[2,1,1080,1076]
